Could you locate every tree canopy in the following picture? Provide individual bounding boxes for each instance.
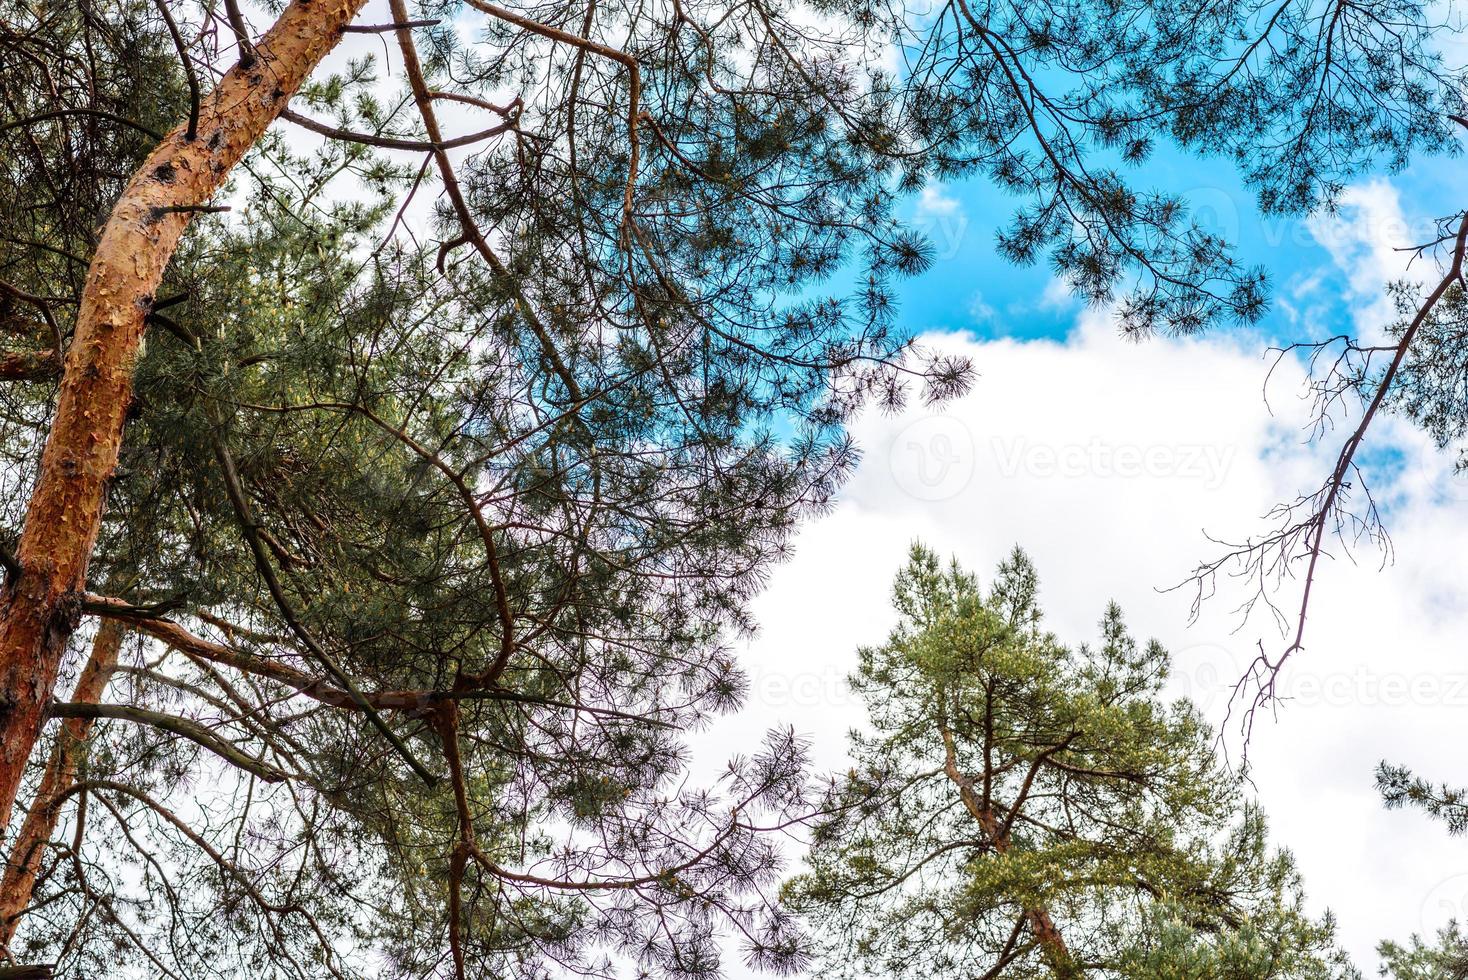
[1378,921,1468,980]
[789,546,1354,978]
[0,0,1464,976]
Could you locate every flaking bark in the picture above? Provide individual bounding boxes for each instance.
[0,0,368,835]
[0,622,123,948]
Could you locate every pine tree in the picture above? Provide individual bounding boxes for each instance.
[788,545,1355,978]
[0,2,957,974]
[0,0,1460,975]
[1379,921,1468,979]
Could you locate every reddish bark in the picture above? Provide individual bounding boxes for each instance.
[943,730,1078,976]
[973,807,1078,977]
[0,0,368,836]
[0,350,58,382]
[0,622,124,948]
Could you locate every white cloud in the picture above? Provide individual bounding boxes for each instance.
[911,183,969,260]
[695,308,1468,975]
[1038,276,1077,311]
[915,182,961,218]
[1305,180,1436,341]
[967,291,997,324]
[1006,275,1079,318]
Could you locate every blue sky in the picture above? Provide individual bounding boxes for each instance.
[316,8,1468,969]
[697,125,1468,974]
[894,137,1466,347]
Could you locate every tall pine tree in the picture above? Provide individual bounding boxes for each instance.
[0,0,1461,975]
[790,546,1355,978]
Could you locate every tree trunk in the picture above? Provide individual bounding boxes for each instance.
[972,808,1080,977]
[0,0,368,836]
[942,731,1079,977]
[0,622,124,949]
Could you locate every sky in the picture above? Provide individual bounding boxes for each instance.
[298,4,1468,970]
[691,135,1468,972]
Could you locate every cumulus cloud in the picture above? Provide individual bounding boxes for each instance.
[1305,180,1434,341]
[915,183,961,218]
[696,310,1468,974]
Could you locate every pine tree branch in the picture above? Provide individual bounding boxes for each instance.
[46,702,286,783]
[209,429,439,787]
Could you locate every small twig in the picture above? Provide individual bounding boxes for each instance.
[222,0,256,67]
[344,19,439,32]
[47,702,287,783]
[149,204,231,218]
[153,0,200,140]
[79,594,187,619]
[146,311,200,349]
[0,109,164,141]
[445,687,681,728]
[279,108,512,152]
[429,91,521,117]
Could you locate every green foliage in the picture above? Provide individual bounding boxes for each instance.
[1378,921,1468,979]
[788,545,1354,979]
[1377,763,1468,836]
[1385,278,1468,474]
[3,0,1465,974]
[892,0,1460,335]
[1119,901,1359,979]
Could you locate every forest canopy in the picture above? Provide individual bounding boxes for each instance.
[0,0,1464,977]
